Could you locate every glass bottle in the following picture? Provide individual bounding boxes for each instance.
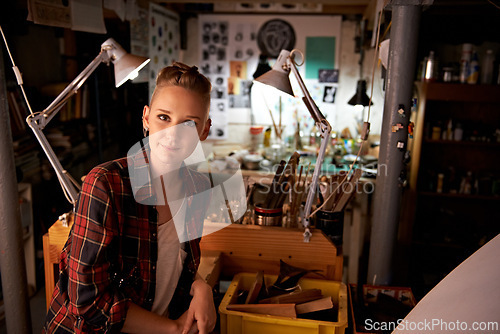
[467,51,479,84]
[424,51,437,82]
[481,49,495,85]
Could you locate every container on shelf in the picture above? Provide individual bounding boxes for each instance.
[423,51,438,82]
[481,49,495,85]
[466,50,479,84]
[315,210,344,247]
[459,43,473,83]
[254,203,283,226]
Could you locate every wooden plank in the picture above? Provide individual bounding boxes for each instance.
[420,82,500,103]
[43,233,54,310]
[245,271,264,304]
[295,296,334,315]
[198,250,221,288]
[200,224,341,280]
[259,289,323,304]
[333,169,362,213]
[48,215,73,251]
[226,303,297,318]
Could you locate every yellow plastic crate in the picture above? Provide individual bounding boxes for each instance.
[219,273,348,334]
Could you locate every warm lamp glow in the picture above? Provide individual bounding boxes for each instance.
[101,38,150,87]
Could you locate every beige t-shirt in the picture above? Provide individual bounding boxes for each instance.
[151,198,187,317]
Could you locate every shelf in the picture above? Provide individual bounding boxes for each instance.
[423,139,500,148]
[416,82,500,103]
[419,191,500,201]
[412,240,466,250]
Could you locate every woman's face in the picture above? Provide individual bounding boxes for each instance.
[142,85,211,165]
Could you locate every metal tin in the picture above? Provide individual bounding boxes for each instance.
[254,203,283,226]
[315,210,344,246]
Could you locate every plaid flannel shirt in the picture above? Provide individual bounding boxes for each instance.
[43,145,210,333]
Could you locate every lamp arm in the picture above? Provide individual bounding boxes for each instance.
[26,115,80,205]
[302,120,331,231]
[25,49,110,206]
[287,57,332,241]
[288,59,326,123]
[42,50,109,126]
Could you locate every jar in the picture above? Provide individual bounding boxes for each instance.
[254,203,283,226]
[442,67,453,82]
[315,210,344,247]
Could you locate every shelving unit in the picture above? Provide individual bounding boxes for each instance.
[401,82,500,297]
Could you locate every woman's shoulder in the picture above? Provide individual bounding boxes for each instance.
[83,157,129,185]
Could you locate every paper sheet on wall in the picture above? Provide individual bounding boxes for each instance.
[70,0,107,34]
[305,36,335,79]
[198,18,260,139]
[28,0,72,28]
[148,3,180,100]
[103,0,125,21]
[130,7,149,83]
[199,19,231,140]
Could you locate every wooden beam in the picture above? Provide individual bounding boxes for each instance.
[150,0,369,4]
[148,0,370,15]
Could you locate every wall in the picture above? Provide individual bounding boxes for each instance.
[180,16,385,149]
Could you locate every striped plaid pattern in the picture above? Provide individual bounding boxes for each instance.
[43,150,210,333]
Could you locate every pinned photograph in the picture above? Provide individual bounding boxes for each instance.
[318,69,339,83]
[323,86,336,103]
[230,60,247,78]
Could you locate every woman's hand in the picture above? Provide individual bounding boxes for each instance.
[174,312,198,334]
[181,279,217,334]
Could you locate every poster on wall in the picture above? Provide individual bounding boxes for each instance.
[130,7,149,84]
[198,14,341,141]
[148,3,179,100]
[199,18,260,139]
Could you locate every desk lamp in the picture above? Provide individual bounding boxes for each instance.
[254,49,332,242]
[348,79,371,108]
[1,29,150,206]
[348,18,372,134]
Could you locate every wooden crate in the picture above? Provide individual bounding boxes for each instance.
[43,215,74,309]
[200,224,342,281]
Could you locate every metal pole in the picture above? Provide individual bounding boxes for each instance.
[0,44,32,333]
[367,2,422,285]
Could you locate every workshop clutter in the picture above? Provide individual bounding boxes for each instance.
[219,272,348,334]
[243,151,363,237]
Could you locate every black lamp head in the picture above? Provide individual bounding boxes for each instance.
[348,79,372,107]
[253,54,272,79]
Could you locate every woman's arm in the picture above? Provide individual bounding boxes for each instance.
[122,303,197,334]
[181,275,217,334]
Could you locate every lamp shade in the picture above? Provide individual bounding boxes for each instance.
[101,38,150,87]
[254,49,294,96]
[348,79,372,107]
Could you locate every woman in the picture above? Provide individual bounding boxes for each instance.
[43,63,216,334]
